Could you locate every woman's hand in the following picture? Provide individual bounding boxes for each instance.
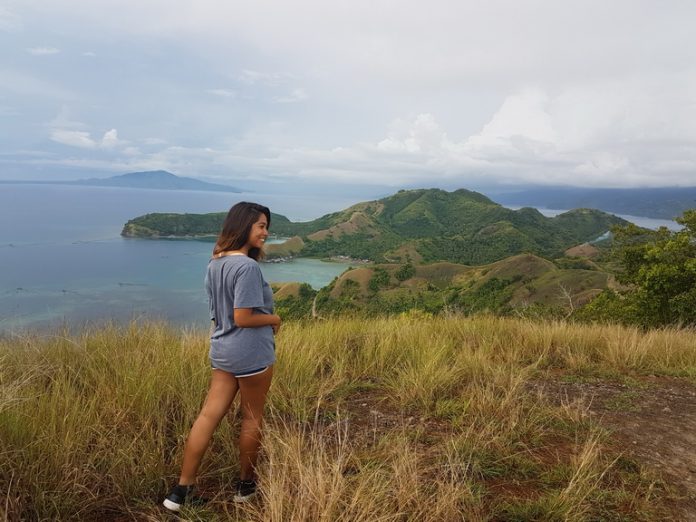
[233,309,281,333]
[271,314,282,335]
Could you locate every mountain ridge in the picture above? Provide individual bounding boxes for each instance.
[122,187,628,265]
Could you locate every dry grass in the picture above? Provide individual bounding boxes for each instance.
[1,315,695,520]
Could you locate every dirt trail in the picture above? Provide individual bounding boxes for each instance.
[532,376,696,520]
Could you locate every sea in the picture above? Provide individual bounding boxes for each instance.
[0,184,361,333]
[0,184,681,333]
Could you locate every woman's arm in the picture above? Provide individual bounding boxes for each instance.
[234,308,281,333]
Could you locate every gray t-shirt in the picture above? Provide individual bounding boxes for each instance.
[205,255,275,374]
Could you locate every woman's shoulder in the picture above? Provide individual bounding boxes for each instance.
[225,255,260,271]
[208,255,258,272]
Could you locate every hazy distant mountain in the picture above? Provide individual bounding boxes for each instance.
[74,170,241,192]
[0,170,241,192]
[490,186,696,220]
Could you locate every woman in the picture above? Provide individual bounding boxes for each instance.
[163,202,281,512]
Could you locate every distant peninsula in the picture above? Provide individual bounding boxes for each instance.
[122,188,628,265]
[0,170,241,193]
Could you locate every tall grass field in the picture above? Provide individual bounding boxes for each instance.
[2,315,695,520]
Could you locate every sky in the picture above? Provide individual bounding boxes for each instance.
[1,0,696,195]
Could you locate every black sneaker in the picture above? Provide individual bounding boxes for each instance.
[233,479,257,502]
[162,484,207,512]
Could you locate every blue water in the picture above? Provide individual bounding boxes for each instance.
[0,184,360,332]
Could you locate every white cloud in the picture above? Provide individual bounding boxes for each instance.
[231,80,696,187]
[47,106,87,130]
[82,51,96,57]
[464,88,556,157]
[40,92,696,187]
[50,129,97,149]
[377,114,448,155]
[238,69,287,86]
[0,105,19,116]
[100,129,120,148]
[206,88,236,98]
[0,6,21,32]
[24,1,695,91]
[50,128,125,150]
[26,47,60,56]
[143,137,168,145]
[0,68,75,99]
[272,88,308,104]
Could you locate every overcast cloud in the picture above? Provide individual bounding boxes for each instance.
[1,0,695,191]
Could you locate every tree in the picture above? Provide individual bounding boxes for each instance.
[600,210,696,327]
[395,261,416,281]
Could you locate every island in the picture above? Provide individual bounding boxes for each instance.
[0,170,242,193]
[121,187,628,265]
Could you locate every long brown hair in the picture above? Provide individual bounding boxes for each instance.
[213,202,271,260]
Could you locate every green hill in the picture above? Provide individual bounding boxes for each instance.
[309,254,612,317]
[121,211,294,238]
[122,188,627,264]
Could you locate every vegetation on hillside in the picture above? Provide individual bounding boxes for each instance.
[121,188,626,264]
[275,210,696,329]
[284,254,610,319]
[272,282,317,319]
[3,317,694,519]
[578,210,696,327]
[121,211,294,238]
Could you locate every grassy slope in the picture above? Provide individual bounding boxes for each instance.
[316,254,612,315]
[2,317,695,520]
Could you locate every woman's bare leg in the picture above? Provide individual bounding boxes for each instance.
[237,366,273,480]
[178,369,239,485]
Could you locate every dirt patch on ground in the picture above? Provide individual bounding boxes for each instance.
[531,375,696,520]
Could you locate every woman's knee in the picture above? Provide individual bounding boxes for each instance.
[195,403,228,429]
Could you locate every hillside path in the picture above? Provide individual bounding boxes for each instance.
[531,376,696,520]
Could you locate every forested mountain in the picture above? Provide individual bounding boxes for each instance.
[122,188,627,264]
